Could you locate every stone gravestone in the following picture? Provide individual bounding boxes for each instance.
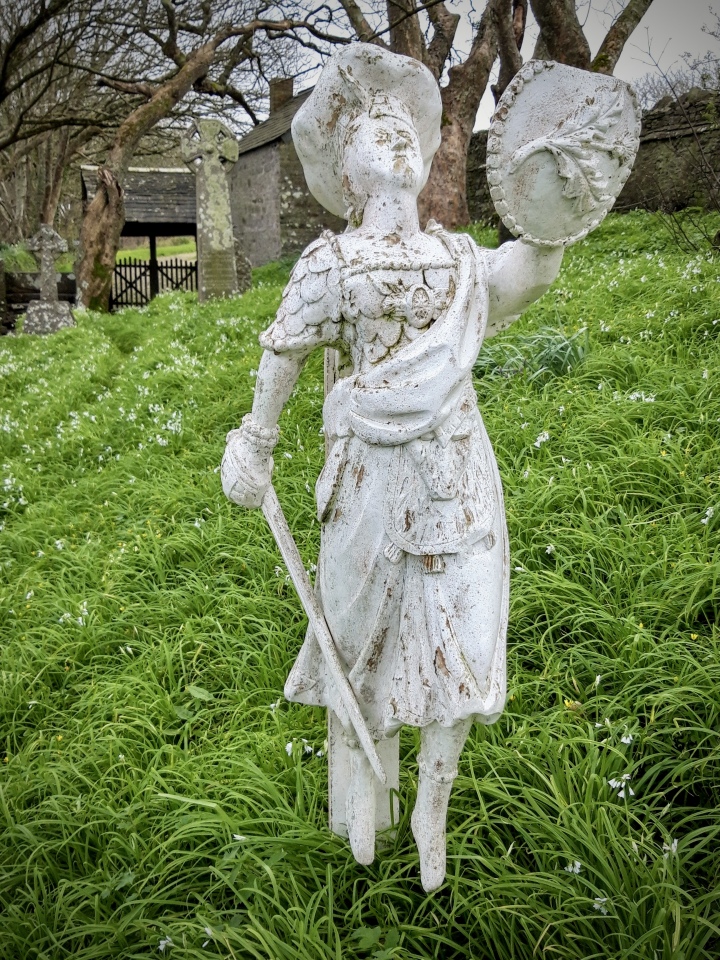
[220,47,640,892]
[23,225,74,335]
[181,119,239,302]
[234,240,252,295]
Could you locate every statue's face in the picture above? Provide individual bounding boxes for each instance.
[343,111,424,203]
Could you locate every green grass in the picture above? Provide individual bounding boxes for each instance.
[0,243,75,274]
[116,240,197,263]
[1,210,719,959]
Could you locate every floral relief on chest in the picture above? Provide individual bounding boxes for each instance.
[340,263,456,365]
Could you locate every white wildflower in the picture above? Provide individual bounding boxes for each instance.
[55,539,64,550]
[620,733,634,745]
[701,507,714,525]
[607,773,634,799]
[594,675,601,687]
[662,838,678,859]
[534,431,549,448]
[593,897,609,915]
[158,937,173,953]
[545,545,555,555]
[285,742,293,755]
[564,860,582,874]
[232,834,247,842]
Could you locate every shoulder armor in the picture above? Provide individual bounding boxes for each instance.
[260,233,342,351]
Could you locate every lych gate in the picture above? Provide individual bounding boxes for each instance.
[80,166,198,309]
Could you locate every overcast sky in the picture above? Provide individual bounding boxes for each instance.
[466,0,718,127]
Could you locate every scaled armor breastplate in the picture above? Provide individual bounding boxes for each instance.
[331,238,457,367]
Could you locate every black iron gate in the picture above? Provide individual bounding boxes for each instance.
[110,257,197,309]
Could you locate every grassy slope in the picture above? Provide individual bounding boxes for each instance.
[116,241,197,263]
[0,213,719,960]
[0,239,195,273]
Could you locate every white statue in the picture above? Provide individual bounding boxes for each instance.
[221,47,640,891]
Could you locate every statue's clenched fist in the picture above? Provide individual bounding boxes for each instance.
[221,415,279,509]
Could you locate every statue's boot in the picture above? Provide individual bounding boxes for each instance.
[346,743,376,865]
[411,761,457,892]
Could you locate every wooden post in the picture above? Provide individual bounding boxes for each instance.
[323,347,400,843]
[149,235,159,299]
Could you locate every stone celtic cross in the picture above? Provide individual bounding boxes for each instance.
[23,225,74,335]
[27,225,67,303]
[182,119,240,302]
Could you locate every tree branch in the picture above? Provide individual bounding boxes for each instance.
[592,0,656,75]
[194,77,259,124]
[337,0,387,46]
[425,2,460,79]
[96,76,157,99]
[492,0,526,102]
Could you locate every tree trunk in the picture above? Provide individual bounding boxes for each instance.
[417,107,474,228]
[387,0,424,61]
[529,0,591,69]
[41,130,68,226]
[418,0,502,229]
[77,39,218,310]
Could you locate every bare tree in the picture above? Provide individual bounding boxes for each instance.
[73,1,348,309]
[0,0,142,240]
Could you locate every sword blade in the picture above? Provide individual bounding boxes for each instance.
[261,484,387,785]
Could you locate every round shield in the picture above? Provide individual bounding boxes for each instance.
[486,60,642,246]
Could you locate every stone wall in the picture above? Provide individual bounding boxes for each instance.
[230,143,282,267]
[467,88,720,225]
[278,141,345,260]
[616,88,719,212]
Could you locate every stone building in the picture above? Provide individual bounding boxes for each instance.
[467,88,720,224]
[230,79,345,266]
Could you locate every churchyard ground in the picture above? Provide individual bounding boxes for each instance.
[1,211,719,959]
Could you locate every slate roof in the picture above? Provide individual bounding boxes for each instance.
[81,165,196,225]
[236,88,313,157]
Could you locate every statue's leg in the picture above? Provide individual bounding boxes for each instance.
[412,718,472,892]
